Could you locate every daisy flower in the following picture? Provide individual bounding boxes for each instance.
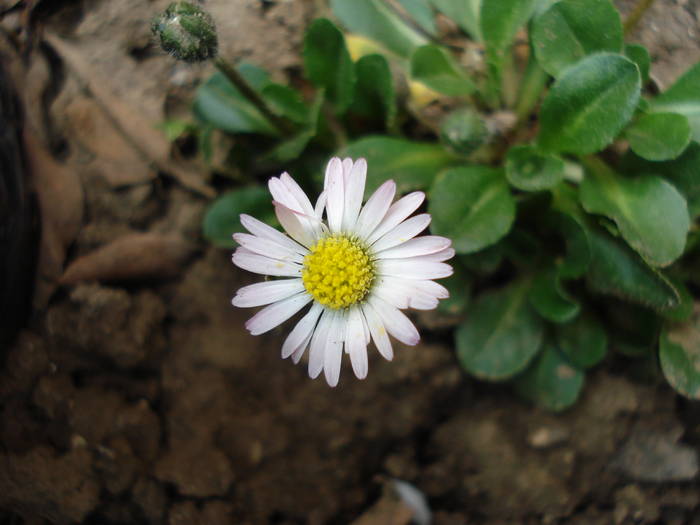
[231,157,454,386]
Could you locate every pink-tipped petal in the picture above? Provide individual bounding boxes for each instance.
[342,158,367,232]
[354,180,396,238]
[281,302,323,358]
[233,233,304,264]
[240,214,307,256]
[371,214,431,252]
[274,201,316,248]
[347,311,369,380]
[244,292,311,336]
[411,247,455,262]
[325,158,345,233]
[378,259,453,280]
[232,278,304,308]
[232,248,302,277]
[324,312,345,387]
[375,235,451,259]
[369,296,420,346]
[341,158,353,183]
[280,172,316,217]
[366,191,425,245]
[308,310,333,379]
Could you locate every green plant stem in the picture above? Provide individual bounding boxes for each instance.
[501,50,518,109]
[514,58,547,124]
[623,0,656,36]
[321,103,348,149]
[579,154,615,179]
[213,57,294,135]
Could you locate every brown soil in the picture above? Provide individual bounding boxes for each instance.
[1,1,700,524]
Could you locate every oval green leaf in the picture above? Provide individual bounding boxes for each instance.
[457,282,545,381]
[339,136,456,193]
[429,166,516,254]
[580,169,689,267]
[203,187,275,248]
[505,145,565,191]
[480,0,537,52]
[538,53,641,154]
[514,345,585,411]
[303,19,355,113]
[556,314,607,369]
[410,44,476,96]
[352,54,397,131]
[531,0,622,77]
[330,0,427,58]
[625,112,691,161]
[430,0,482,41]
[660,305,700,399]
[529,266,580,323]
[625,43,650,84]
[651,61,700,141]
[584,226,680,312]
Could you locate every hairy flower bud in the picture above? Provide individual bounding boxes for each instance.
[152,2,218,63]
[439,107,489,155]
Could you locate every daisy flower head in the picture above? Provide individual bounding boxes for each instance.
[231,157,454,387]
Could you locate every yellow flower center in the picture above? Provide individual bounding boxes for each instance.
[302,234,375,310]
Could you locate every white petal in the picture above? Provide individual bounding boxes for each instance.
[366,191,425,245]
[412,279,449,299]
[341,158,353,183]
[369,296,420,346]
[324,312,346,387]
[240,214,307,256]
[371,214,431,252]
[291,331,313,364]
[325,156,342,188]
[232,278,304,308]
[378,259,453,279]
[274,201,316,248]
[233,248,302,277]
[309,310,333,379]
[314,190,327,220]
[373,277,410,309]
[280,172,316,217]
[233,233,304,264]
[341,158,367,232]
[346,308,368,379]
[281,302,323,358]
[375,235,451,260]
[373,277,447,310]
[245,292,312,335]
[411,247,455,262]
[361,302,393,361]
[326,157,345,233]
[354,180,396,238]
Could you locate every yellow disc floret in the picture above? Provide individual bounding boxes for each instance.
[302,234,375,309]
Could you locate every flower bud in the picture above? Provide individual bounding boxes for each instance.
[439,107,489,155]
[152,2,218,63]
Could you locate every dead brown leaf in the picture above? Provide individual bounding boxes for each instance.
[44,33,214,198]
[59,232,197,284]
[64,97,155,187]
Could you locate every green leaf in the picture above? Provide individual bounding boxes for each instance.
[650,62,700,141]
[621,143,700,219]
[429,166,516,254]
[514,345,585,411]
[339,136,455,193]
[203,187,275,248]
[625,43,650,84]
[437,263,471,316]
[585,226,680,312]
[459,243,504,275]
[193,71,278,136]
[529,266,580,323]
[556,314,607,369]
[398,0,437,36]
[430,0,481,40]
[480,0,537,52]
[352,54,397,131]
[660,306,700,399]
[303,19,355,113]
[531,0,622,77]
[261,84,309,124]
[439,107,489,155]
[457,282,545,380]
[262,91,324,163]
[580,168,689,267]
[662,278,694,322]
[505,145,565,191]
[538,53,641,154]
[410,44,476,96]
[330,0,427,58]
[625,112,691,161]
[556,212,591,279]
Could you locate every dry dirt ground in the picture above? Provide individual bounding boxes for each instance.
[1,0,700,524]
